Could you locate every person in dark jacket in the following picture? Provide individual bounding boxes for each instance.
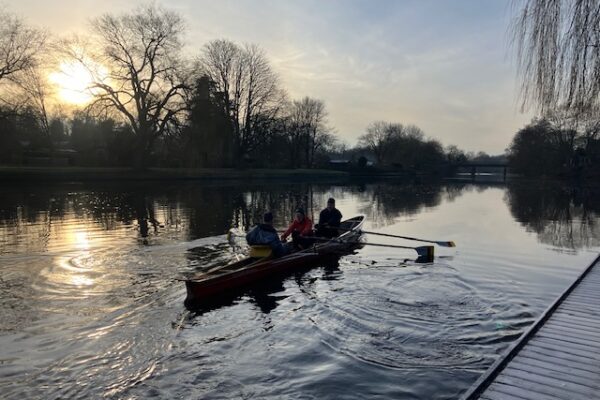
[246,212,289,257]
[316,198,343,238]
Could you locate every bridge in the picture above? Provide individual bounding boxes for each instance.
[455,163,509,179]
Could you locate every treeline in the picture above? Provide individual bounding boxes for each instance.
[508,110,600,177]
[0,5,337,169]
[0,5,484,172]
[346,121,498,174]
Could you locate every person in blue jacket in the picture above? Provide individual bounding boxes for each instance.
[246,212,289,257]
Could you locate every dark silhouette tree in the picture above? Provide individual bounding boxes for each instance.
[446,145,468,164]
[184,76,234,167]
[508,119,565,176]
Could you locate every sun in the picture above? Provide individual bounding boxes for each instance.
[49,61,97,105]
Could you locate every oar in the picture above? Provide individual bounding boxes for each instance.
[336,227,455,247]
[363,231,455,247]
[360,242,434,258]
[308,236,434,258]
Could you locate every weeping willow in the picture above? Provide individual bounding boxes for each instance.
[513,0,600,114]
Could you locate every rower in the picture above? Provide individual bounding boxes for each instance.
[246,212,289,257]
[281,207,313,249]
[315,197,343,238]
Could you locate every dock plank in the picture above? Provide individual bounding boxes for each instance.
[547,320,600,336]
[482,387,531,400]
[559,304,600,316]
[502,365,598,397]
[550,311,600,328]
[561,301,600,314]
[510,357,599,384]
[485,382,565,400]
[536,329,600,347]
[563,293,600,303]
[540,320,600,336]
[521,346,600,370]
[536,331,600,349]
[528,339,600,362]
[567,289,600,299]
[494,374,591,400]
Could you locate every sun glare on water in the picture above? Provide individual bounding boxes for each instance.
[49,61,98,105]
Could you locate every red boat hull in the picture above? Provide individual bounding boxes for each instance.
[184,216,364,307]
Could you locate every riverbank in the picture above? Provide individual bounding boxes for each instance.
[0,166,351,182]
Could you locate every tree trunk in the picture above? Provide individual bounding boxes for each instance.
[133,133,152,170]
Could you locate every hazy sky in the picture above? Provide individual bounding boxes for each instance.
[11,0,533,154]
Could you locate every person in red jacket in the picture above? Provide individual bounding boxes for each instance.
[281,208,313,248]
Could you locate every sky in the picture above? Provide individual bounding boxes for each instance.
[11,0,534,154]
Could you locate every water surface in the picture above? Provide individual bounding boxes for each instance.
[1,179,599,399]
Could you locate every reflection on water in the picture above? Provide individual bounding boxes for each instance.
[505,182,600,250]
[2,181,597,253]
[0,179,599,399]
[356,183,445,228]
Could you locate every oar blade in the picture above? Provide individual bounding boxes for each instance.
[415,245,435,262]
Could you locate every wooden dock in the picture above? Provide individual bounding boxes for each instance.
[462,253,600,400]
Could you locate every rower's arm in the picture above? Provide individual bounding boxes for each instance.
[281,223,294,240]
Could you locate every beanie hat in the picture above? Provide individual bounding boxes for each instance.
[263,212,273,223]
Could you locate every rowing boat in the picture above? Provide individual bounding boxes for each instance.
[184,215,365,307]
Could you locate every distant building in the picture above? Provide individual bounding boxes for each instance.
[329,159,351,165]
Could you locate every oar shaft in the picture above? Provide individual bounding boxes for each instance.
[308,235,425,252]
[358,242,434,259]
[360,230,435,244]
[335,227,453,247]
[357,242,422,250]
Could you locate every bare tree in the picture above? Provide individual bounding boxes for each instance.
[358,121,404,165]
[513,0,600,114]
[63,5,189,168]
[197,39,285,159]
[404,124,425,140]
[12,66,56,139]
[285,97,332,167]
[0,8,46,83]
[199,40,241,135]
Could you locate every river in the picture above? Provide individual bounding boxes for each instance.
[1,178,599,399]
